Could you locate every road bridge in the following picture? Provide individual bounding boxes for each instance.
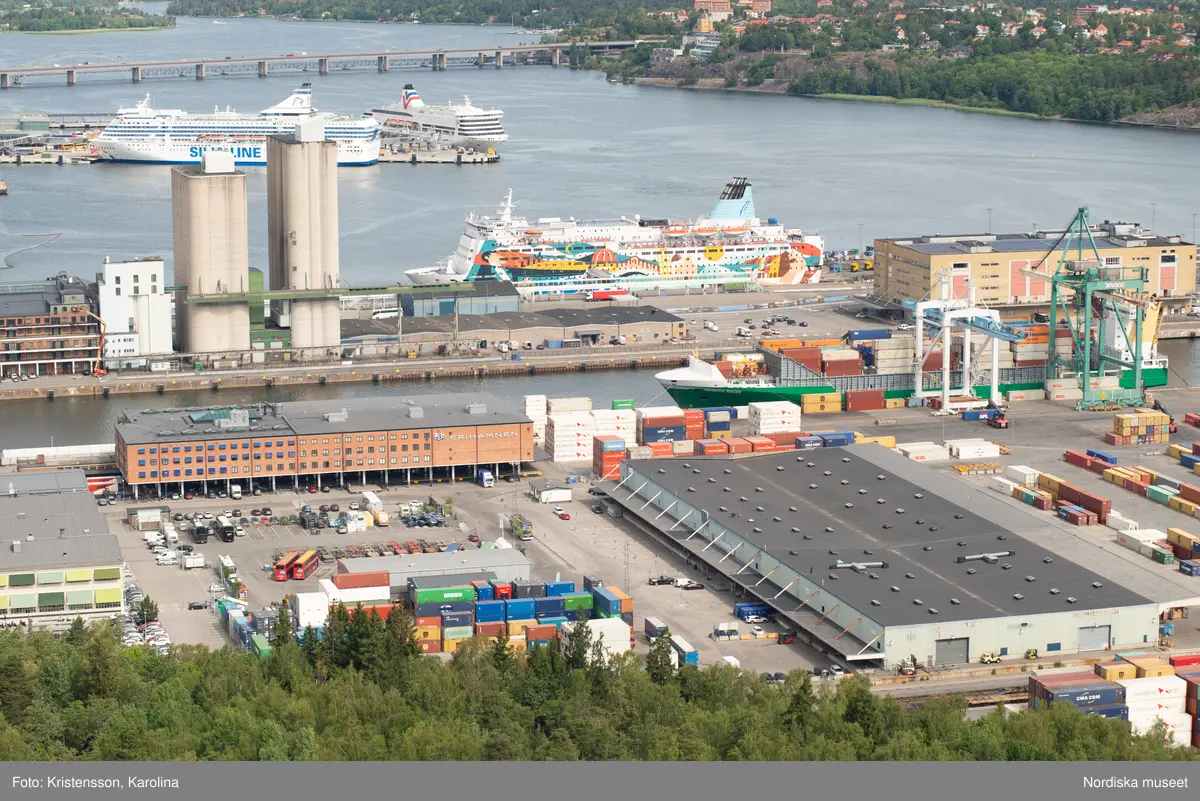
[0,41,647,89]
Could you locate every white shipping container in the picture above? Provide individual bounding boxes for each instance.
[951,444,1002,459]
[547,397,593,413]
[1007,390,1036,402]
[1004,465,1039,486]
[561,618,632,656]
[635,406,685,421]
[1105,514,1137,533]
[1125,696,1187,715]
[992,477,1018,494]
[820,348,862,362]
[1087,376,1121,389]
[672,440,693,455]
[1044,378,1075,391]
[1130,711,1194,739]
[1117,676,1187,701]
[903,445,952,463]
[1047,389,1085,402]
[734,406,749,418]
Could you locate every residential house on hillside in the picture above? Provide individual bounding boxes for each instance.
[1031,24,1046,37]
[1092,23,1109,37]
[887,0,905,9]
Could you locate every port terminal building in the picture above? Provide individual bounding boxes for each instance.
[873,221,1196,315]
[114,393,534,498]
[0,472,124,632]
[607,445,1159,668]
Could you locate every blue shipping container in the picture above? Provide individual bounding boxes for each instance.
[1045,684,1126,707]
[1161,622,1177,635]
[645,616,668,639]
[593,587,621,615]
[504,598,536,620]
[441,611,474,627]
[962,410,982,421]
[474,600,506,622]
[415,600,474,617]
[706,420,732,432]
[847,329,891,342]
[734,602,772,618]
[535,596,566,617]
[795,436,823,450]
[1083,703,1129,720]
[818,434,851,447]
[540,616,569,629]
[669,634,700,666]
[1180,560,1200,577]
[599,440,626,453]
[1183,454,1200,470]
[473,584,494,601]
[545,581,575,596]
[642,426,687,443]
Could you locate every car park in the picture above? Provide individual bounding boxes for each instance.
[208,584,225,593]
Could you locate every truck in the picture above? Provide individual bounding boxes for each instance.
[585,288,628,302]
[734,602,772,622]
[182,553,206,570]
[230,484,242,500]
[361,491,383,514]
[508,514,534,541]
[736,326,753,338]
[476,468,495,488]
[669,634,699,666]
[374,509,390,527]
[644,616,668,640]
[703,320,718,332]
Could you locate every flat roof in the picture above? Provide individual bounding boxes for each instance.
[394,305,682,336]
[622,445,1148,626]
[890,233,1188,257]
[338,548,530,575]
[0,469,121,570]
[539,306,684,327]
[115,392,529,445]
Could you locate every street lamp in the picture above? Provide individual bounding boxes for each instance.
[1192,213,1196,244]
[857,223,864,254]
[1151,203,1157,232]
[987,207,993,234]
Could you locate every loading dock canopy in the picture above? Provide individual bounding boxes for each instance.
[618,445,1150,628]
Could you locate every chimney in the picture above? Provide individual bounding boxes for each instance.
[26,533,34,542]
[11,540,20,553]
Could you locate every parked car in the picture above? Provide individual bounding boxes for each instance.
[591,504,604,514]
[897,323,913,331]
[648,576,675,586]
[187,601,207,611]
[678,580,705,591]
[829,664,846,677]
[743,615,768,624]
[553,505,564,514]
[557,512,571,521]
[321,486,331,493]
[208,584,225,594]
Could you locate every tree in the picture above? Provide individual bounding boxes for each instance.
[491,632,515,675]
[646,634,675,685]
[62,617,87,648]
[135,597,159,626]
[274,602,294,648]
[563,621,594,670]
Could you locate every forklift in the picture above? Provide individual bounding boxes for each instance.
[1148,397,1177,434]
[987,400,1010,430]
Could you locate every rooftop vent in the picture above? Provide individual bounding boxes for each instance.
[409,407,424,419]
[1001,564,1012,570]
[957,550,1014,564]
[928,608,939,615]
[914,493,924,499]
[1025,576,1036,582]
[810,484,819,489]
[753,527,763,533]
[827,574,838,580]
[718,506,728,512]
[10,540,20,553]
[825,527,834,533]
[966,568,977,575]
[871,599,881,606]
[776,466,785,472]
[842,457,850,463]
[657,468,666,474]
[859,489,869,495]
[802,534,813,540]
[773,516,782,522]
[723,468,732,474]
[692,469,701,475]
[958,541,966,547]
[829,550,838,555]
[755,487,764,492]
[905,573,915,579]
[896,508,905,514]
[1043,557,1054,564]
[755,505,764,512]
[913,598,923,606]
[882,524,892,529]
[954,514,964,519]
[807,462,815,467]
[790,526,800,533]
[823,471,832,476]
[923,545,933,551]
[789,506,798,512]
[929,526,938,531]
[1092,581,1103,588]
[687,487,696,493]
[1067,597,1078,604]
[1049,588,1060,595]
[708,478,716,483]
[844,502,854,508]
[840,480,850,485]
[878,475,886,480]
[869,573,879,580]
[1013,593,1024,600]
[890,585,900,592]
[950,598,961,605]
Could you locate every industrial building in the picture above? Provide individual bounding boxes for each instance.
[346,305,688,349]
[114,393,534,497]
[335,549,532,589]
[0,274,101,378]
[95,256,174,369]
[401,280,521,318]
[608,445,1159,669]
[267,119,341,352]
[873,220,1197,314]
[0,471,124,632]
[171,151,251,354]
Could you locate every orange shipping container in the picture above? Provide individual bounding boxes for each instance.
[332,571,390,590]
[415,616,441,628]
[417,639,441,654]
[802,339,842,348]
[727,438,753,454]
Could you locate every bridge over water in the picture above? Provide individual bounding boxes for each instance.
[0,41,646,89]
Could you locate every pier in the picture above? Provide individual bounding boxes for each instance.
[0,41,647,89]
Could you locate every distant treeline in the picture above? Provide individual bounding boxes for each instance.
[789,52,1200,122]
[1,5,174,31]
[0,612,1195,761]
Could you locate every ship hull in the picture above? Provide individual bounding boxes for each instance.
[93,137,378,166]
[664,366,1169,408]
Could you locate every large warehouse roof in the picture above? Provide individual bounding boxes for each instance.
[625,445,1148,626]
[337,548,530,576]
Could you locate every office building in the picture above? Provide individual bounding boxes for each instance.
[874,221,1197,313]
[115,393,534,497]
[0,472,124,632]
[0,274,100,378]
[171,151,251,354]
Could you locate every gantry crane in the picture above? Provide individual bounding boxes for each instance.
[71,305,107,377]
[1020,207,1149,410]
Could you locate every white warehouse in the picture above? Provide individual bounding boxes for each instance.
[95,256,174,368]
[609,445,1160,669]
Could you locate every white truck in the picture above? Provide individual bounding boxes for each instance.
[703,320,718,332]
[476,468,495,488]
[736,326,754,338]
[182,553,206,570]
[230,484,242,500]
[361,491,383,514]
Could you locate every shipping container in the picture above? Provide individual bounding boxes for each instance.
[545,581,576,596]
[411,585,474,605]
[474,599,506,623]
[504,598,537,620]
[414,600,474,617]
[535,596,566,618]
[441,611,474,628]
[669,634,699,666]
[644,616,668,639]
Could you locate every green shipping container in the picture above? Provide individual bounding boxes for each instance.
[1152,549,1176,566]
[250,634,272,659]
[442,625,474,640]
[412,586,474,605]
[561,591,595,611]
[611,399,636,410]
[1146,486,1175,505]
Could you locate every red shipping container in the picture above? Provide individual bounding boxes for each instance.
[475,621,505,637]
[491,583,513,600]
[727,438,753,454]
[415,616,441,628]
[417,640,442,654]
[1180,484,1200,504]
[1057,483,1082,504]
[1033,497,1053,511]
[1063,450,1091,468]
[922,351,946,370]
[331,571,390,590]
[1185,412,1200,426]
[641,414,686,428]
[525,624,558,641]
[1076,492,1111,518]
[1125,478,1149,496]
[1015,359,1048,367]
[1169,654,1200,668]
[683,409,705,422]
[715,362,734,379]
[845,389,885,405]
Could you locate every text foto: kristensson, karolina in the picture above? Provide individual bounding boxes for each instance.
[1085,777,1189,789]
[13,777,180,790]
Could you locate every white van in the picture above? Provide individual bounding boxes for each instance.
[703,320,718,332]
[156,553,178,566]
[230,484,242,500]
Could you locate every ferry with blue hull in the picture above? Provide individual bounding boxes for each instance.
[93,84,380,166]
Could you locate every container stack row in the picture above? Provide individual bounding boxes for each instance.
[1107,408,1172,446]
[215,600,273,660]
[524,394,548,450]
[747,401,803,435]
[592,435,626,480]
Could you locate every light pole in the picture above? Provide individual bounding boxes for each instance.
[1151,203,1157,232]
[857,223,864,255]
[1192,213,1196,244]
[987,207,993,234]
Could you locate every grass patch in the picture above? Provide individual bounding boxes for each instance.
[807,93,1045,119]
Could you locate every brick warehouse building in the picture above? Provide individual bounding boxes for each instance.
[0,275,102,378]
[115,394,534,498]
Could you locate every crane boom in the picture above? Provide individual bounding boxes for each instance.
[71,306,107,376]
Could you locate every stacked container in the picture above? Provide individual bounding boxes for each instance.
[703,408,732,439]
[844,389,886,412]
[1108,409,1172,446]
[945,438,1002,459]
[873,334,915,375]
[801,392,842,416]
[592,435,626,480]
[590,408,636,440]
[547,411,596,464]
[546,397,592,414]
[525,394,548,449]
[683,408,705,441]
[694,439,731,456]
[637,406,687,445]
[779,346,822,373]
[821,348,863,377]
[897,441,952,463]
[1118,676,1192,738]
[748,401,804,435]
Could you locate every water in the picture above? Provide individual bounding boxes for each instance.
[3,17,1200,444]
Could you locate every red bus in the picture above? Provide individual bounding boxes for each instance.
[291,550,320,581]
[272,551,301,582]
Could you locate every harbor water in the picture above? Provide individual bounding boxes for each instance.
[3,15,1200,445]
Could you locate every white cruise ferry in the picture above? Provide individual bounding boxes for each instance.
[366,84,506,148]
[94,84,380,166]
[405,178,824,289]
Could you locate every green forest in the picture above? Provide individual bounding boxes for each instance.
[788,52,1200,122]
[0,608,1194,761]
[0,0,174,31]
